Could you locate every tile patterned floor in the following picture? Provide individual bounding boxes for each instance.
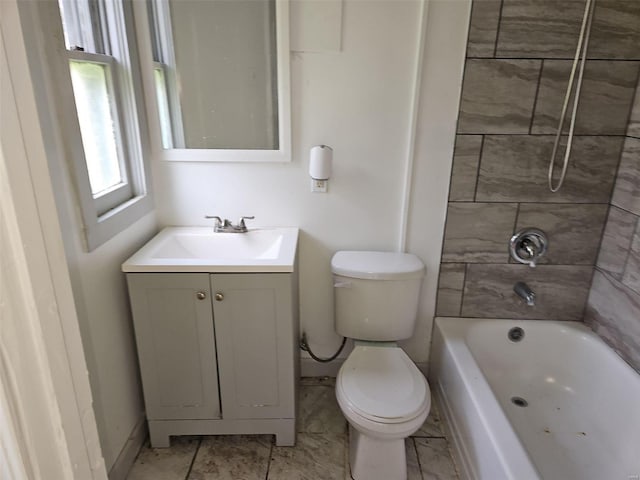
[127,377,459,480]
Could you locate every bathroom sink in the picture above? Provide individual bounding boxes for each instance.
[122,226,298,273]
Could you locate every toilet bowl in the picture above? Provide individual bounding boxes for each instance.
[336,343,430,480]
[331,251,429,480]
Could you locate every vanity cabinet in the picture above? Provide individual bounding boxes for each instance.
[127,272,298,447]
[127,274,220,421]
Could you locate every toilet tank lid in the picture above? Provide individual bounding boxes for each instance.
[331,251,425,280]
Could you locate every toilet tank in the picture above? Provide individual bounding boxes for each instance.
[331,251,425,341]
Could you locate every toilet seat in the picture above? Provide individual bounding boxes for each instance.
[338,345,429,424]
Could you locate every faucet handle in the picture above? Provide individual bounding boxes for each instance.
[205,215,223,226]
[238,216,255,228]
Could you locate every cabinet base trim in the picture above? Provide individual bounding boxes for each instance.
[148,418,296,448]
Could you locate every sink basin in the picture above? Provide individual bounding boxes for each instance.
[122,227,299,273]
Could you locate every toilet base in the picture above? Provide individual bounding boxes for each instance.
[348,424,407,480]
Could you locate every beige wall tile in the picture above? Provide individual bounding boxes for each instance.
[476,135,622,203]
[449,135,482,202]
[435,264,466,316]
[458,59,541,134]
[462,264,593,320]
[442,203,518,263]
[515,204,608,265]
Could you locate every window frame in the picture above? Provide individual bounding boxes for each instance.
[133,0,291,163]
[49,0,153,250]
[68,50,134,214]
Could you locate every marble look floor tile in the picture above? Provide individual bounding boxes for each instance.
[126,436,200,480]
[405,438,423,480]
[449,135,482,202]
[298,385,346,434]
[415,438,458,480]
[532,60,640,135]
[300,376,336,387]
[457,59,541,134]
[585,270,640,372]
[514,203,608,265]
[597,206,637,279]
[413,399,444,438]
[442,202,518,263]
[268,433,346,480]
[187,435,271,480]
[435,264,466,317]
[476,135,622,203]
[466,0,501,58]
[462,264,593,320]
[612,137,640,216]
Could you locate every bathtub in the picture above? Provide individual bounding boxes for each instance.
[430,317,640,480]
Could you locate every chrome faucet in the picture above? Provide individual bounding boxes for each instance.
[514,282,536,306]
[205,215,254,233]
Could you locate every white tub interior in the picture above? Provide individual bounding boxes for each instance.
[431,317,640,480]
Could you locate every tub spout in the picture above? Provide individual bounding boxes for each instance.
[514,282,535,306]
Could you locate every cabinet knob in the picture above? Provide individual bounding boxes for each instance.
[215,292,224,302]
[196,291,206,300]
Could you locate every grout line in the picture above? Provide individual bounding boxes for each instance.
[512,202,521,236]
[620,216,640,280]
[441,261,596,267]
[184,437,203,480]
[456,132,627,137]
[610,203,640,218]
[468,56,640,62]
[529,59,545,134]
[446,200,613,206]
[264,439,274,480]
[458,263,468,317]
[473,135,484,201]
[410,437,426,480]
[493,0,504,58]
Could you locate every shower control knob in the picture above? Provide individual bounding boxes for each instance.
[215,293,224,302]
[509,228,548,268]
[196,291,206,300]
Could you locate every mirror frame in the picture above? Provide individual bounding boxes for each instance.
[132,0,291,162]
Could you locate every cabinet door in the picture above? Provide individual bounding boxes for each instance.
[211,274,295,419]
[127,274,221,420]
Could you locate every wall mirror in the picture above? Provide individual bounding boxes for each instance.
[133,0,291,162]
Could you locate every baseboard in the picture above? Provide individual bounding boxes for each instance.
[108,416,147,480]
[300,357,344,377]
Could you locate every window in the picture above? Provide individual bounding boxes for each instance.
[54,0,153,249]
[146,0,181,149]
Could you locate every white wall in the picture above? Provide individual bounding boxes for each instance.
[14,1,159,473]
[151,0,470,371]
[404,0,471,365]
[2,2,109,477]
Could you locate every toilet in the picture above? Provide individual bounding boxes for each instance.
[331,251,431,480]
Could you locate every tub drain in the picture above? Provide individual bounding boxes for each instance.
[511,396,528,407]
[508,327,525,342]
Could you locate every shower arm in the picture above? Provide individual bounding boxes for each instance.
[547,0,596,193]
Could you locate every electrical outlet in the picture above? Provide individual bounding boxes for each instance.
[311,179,328,193]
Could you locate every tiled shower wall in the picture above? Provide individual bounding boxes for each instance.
[586,83,640,371]
[435,0,640,321]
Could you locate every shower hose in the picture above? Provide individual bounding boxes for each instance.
[548,0,596,192]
